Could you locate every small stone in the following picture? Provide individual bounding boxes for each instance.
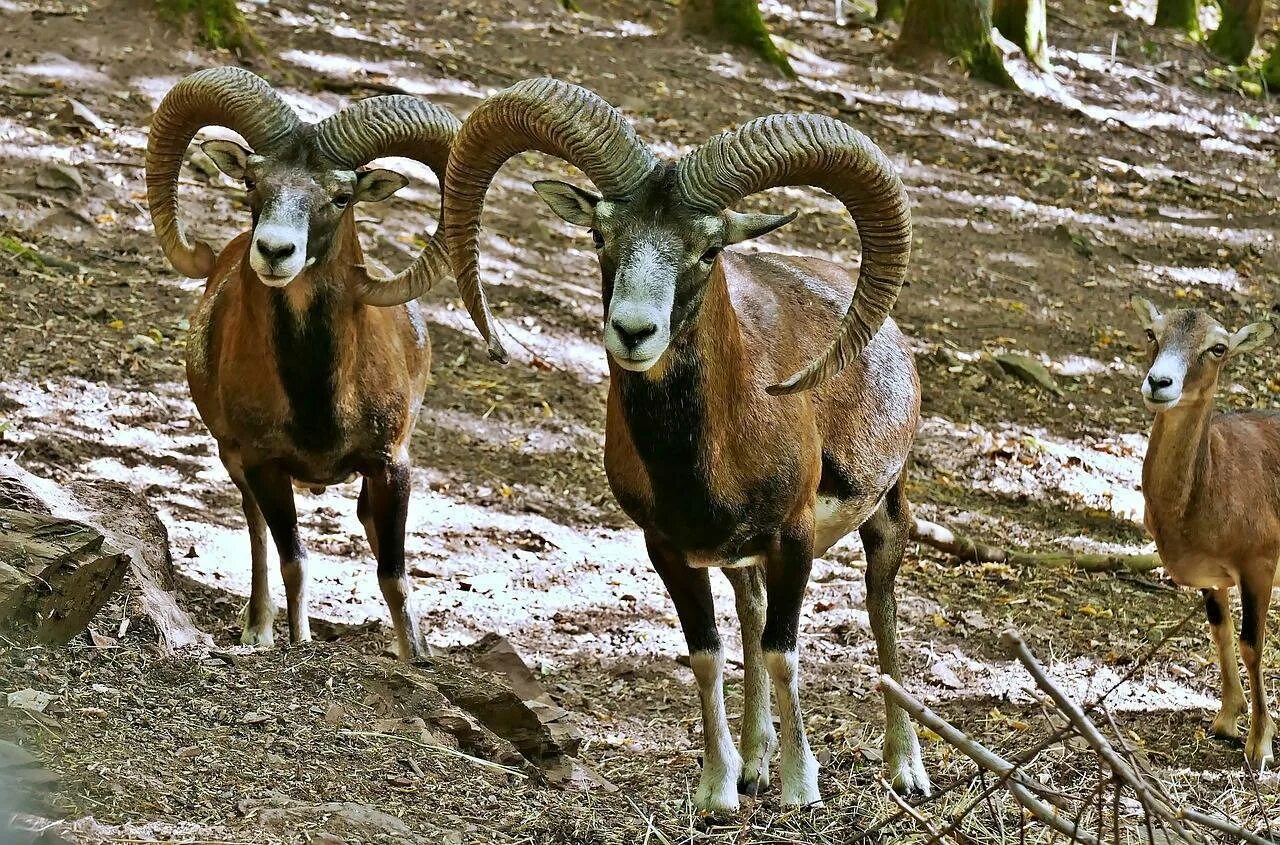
[35,162,84,194]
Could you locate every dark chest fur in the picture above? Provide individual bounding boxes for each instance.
[618,352,793,556]
[271,288,343,454]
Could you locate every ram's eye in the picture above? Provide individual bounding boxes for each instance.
[333,194,353,209]
[1210,343,1228,357]
[244,178,257,191]
[700,247,721,264]
[1145,329,1156,343]
[591,229,605,249]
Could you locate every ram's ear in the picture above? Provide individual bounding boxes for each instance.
[1228,321,1274,355]
[532,180,599,227]
[725,209,797,245]
[354,168,408,204]
[1129,295,1161,330]
[200,139,252,180]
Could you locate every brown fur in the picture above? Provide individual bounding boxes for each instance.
[188,214,430,655]
[604,249,920,550]
[188,222,429,478]
[1138,304,1279,767]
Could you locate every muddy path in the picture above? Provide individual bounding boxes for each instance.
[2,0,1280,841]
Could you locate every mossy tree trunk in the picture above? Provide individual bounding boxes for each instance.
[1153,0,1200,36]
[897,0,1015,88]
[1207,0,1263,64]
[875,0,905,24]
[680,0,795,78]
[992,0,1050,71]
[156,0,256,54]
[1263,42,1280,92]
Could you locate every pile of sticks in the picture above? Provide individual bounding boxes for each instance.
[873,625,1276,844]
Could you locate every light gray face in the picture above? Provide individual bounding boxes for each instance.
[1131,296,1273,411]
[532,173,794,372]
[201,139,407,287]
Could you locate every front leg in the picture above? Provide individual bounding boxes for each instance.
[763,523,821,808]
[1203,587,1247,739]
[647,536,741,813]
[243,462,310,644]
[860,476,930,795]
[1240,568,1276,770]
[365,459,424,661]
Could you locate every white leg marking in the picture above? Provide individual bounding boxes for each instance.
[726,568,775,794]
[379,575,424,660]
[281,557,311,643]
[690,649,742,812]
[883,705,930,794]
[764,649,821,807]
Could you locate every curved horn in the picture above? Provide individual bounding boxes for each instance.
[146,67,300,278]
[314,96,461,306]
[676,114,911,395]
[443,78,657,363]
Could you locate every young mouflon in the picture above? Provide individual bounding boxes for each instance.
[1132,295,1277,767]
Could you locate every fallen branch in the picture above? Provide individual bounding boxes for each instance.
[879,676,1071,812]
[1000,629,1203,845]
[912,518,1161,573]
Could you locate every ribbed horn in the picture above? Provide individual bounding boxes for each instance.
[146,67,300,278]
[313,96,461,306]
[676,114,911,395]
[443,77,657,363]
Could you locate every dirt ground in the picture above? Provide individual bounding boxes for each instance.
[2,0,1280,841]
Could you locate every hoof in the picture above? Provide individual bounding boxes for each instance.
[694,784,740,814]
[737,775,764,797]
[1211,717,1242,741]
[1246,731,1276,771]
[239,625,275,649]
[238,602,275,648]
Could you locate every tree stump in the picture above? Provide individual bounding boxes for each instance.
[0,461,209,652]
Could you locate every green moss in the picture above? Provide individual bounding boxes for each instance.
[156,0,257,54]
[1153,0,1200,38]
[874,0,904,24]
[681,0,795,78]
[1208,21,1255,63]
[993,0,1050,72]
[1263,44,1280,91]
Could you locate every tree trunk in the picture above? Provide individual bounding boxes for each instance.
[0,460,209,652]
[0,509,129,645]
[875,0,905,24]
[156,0,257,54]
[992,0,1050,71]
[680,0,795,78]
[896,0,1015,87]
[1263,41,1280,92]
[1153,0,1200,36]
[1207,0,1262,64]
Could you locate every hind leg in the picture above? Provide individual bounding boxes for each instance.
[366,459,423,660]
[861,475,930,795]
[1204,588,1247,739]
[724,566,776,796]
[1240,566,1276,769]
[763,524,821,807]
[229,467,275,648]
[244,461,311,644]
[357,478,380,559]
